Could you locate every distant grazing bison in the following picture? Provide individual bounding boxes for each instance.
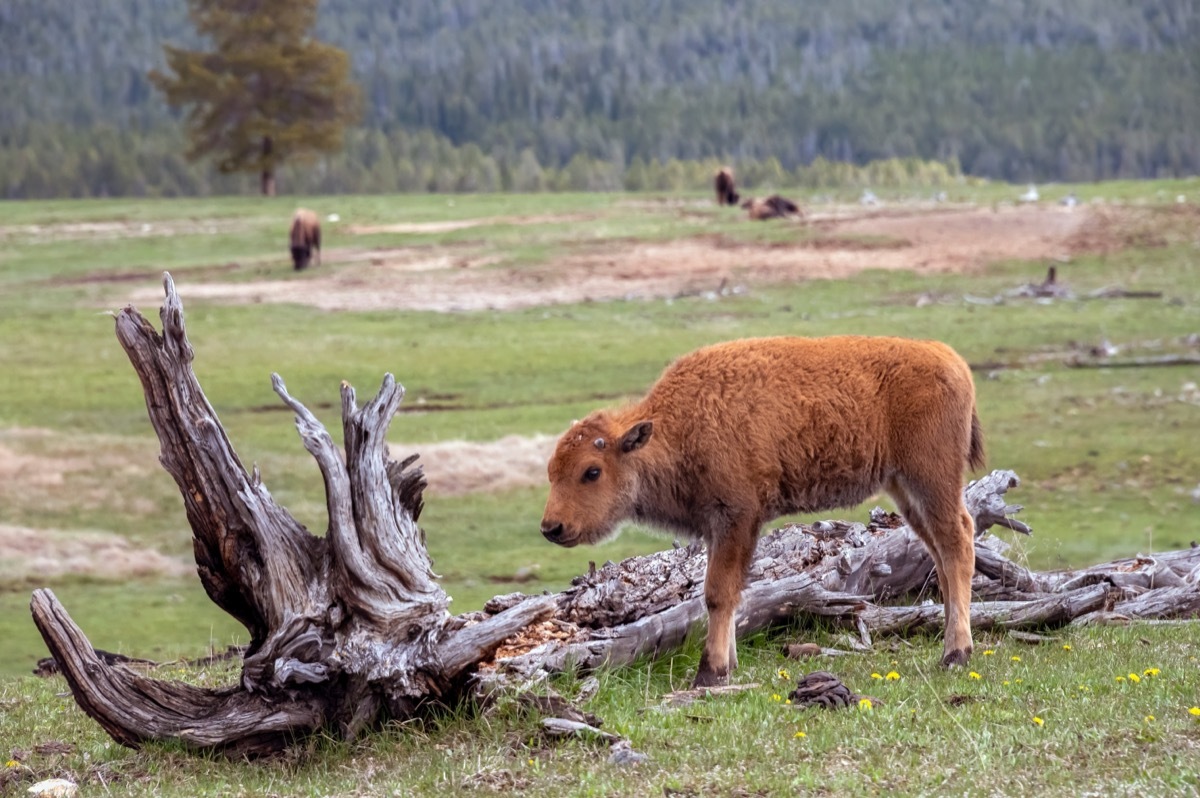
[289,208,321,270]
[714,168,740,206]
[742,194,801,220]
[541,336,984,687]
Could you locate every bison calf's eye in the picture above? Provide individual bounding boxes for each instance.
[582,466,601,483]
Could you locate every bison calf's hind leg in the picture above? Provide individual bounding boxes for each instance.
[935,508,977,667]
[693,526,756,688]
[892,483,976,667]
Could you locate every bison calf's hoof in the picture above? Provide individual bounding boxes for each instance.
[691,667,729,689]
[940,648,972,668]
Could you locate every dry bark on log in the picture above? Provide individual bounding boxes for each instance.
[29,274,1200,758]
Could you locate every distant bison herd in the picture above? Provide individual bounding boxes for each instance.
[714,167,802,220]
[283,169,802,267]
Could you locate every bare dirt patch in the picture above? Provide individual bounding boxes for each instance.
[346,212,595,235]
[400,434,556,496]
[0,427,556,584]
[0,218,252,243]
[119,204,1099,313]
[0,524,191,582]
[0,428,162,519]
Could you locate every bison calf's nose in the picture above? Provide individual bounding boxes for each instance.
[541,521,565,543]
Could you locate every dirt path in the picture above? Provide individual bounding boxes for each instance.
[122,204,1098,313]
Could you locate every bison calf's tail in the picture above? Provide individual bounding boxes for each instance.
[969,409,986,472]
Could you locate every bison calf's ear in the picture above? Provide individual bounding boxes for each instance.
[620,420,654,453]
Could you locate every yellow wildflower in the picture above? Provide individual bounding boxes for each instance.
[871,672,883,680]
[1062,644,1072,651]
[1010,655,1021,662]
[858,697,873,711]
[785,699,792,705]
[983,649,995,656]
[771,694,782,702]
[1032,716,1044,727]
[1115,676,1126,683]
[1188,707,1200,717]
[1002,680,1010,686]
[777,669,791,681]
[968,671,982,680]
[885,671,900,681]
[1143,668,1160,677]
[793,731,807,739]
[1128,673,1141,684]
[1144,715,1155,723]
[4,760,18,769]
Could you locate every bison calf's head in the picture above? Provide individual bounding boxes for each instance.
[541,414,654,548]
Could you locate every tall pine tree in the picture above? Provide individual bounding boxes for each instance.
[150,0,361,195]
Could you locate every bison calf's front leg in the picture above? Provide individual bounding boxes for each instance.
[693,529,756,688]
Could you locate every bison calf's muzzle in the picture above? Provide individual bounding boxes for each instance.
[541,336,985,688]
[541,520,568,545]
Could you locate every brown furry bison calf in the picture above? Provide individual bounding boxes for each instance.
[742,194,801,220]
[290,208,321,270]
[714,168,740,206]
[541,336,984,687]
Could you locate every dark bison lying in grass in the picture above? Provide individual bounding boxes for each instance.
[742,194,801,220]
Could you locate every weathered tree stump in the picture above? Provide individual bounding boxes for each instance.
[30,275,1200,757]
[31,274,556,757]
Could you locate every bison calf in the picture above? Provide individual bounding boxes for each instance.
[290,208,321,270]
[541,336,984,687]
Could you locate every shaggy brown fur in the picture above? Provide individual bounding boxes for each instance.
[714,168,740,206]
[290,208,322,270]
[541,336,985,687]
[741,194,801,220]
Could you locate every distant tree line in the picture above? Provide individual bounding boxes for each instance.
[0,123,964,199]
[1,0,1196,198]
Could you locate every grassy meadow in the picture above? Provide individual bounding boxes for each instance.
[1,181,1199,796]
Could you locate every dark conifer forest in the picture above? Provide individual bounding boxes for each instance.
[2,0,1196,197]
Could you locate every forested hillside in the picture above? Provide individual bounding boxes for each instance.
[2,0,1197,198]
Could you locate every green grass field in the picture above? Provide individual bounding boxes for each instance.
[1,183,1198,795]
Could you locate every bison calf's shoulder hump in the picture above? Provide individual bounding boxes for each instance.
[541,335,984,686]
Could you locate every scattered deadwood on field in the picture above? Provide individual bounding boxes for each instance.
[985,263,1168,306]
[30,277,1200,759]
[1064,354,1200,369]
[970,333,1200,374]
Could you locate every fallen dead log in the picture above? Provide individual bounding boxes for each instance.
[474,477,1199,688]
[29,274,1200,758]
